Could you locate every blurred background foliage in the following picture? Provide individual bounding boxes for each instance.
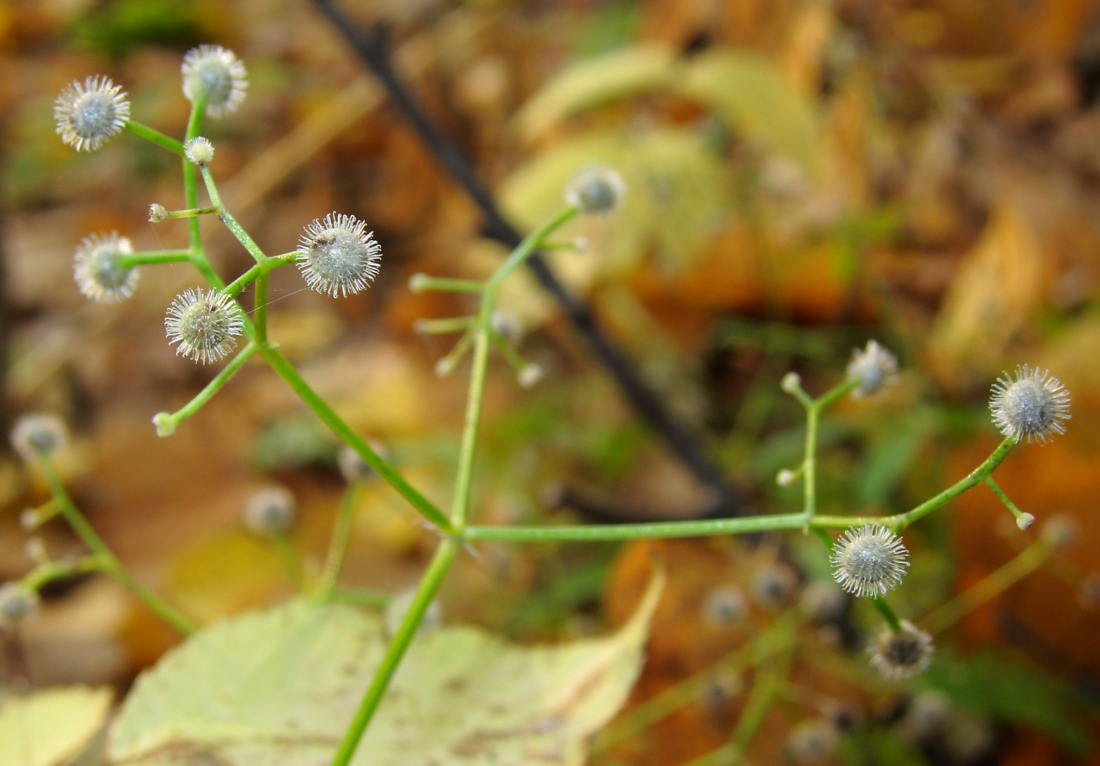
[2,0,1100,764]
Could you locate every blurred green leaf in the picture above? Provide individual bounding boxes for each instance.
[839,729,930,766]
[926,650,1093,755]
[251,416,333,471]
[516,46,676,141]
[676,50,821,176]
[0,687,112,766]
[109,578,663,765]
[70,0,206,58]
[856,413,934,509]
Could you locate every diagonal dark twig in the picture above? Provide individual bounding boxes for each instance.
[308,0,743,517]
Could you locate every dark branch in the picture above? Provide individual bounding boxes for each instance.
[308,0,743,517]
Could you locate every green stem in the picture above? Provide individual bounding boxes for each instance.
[488,328,529,375]
[435,329,474,376]
[199,165,268,263]
[450,304,492,530]
[920,541,1051,634]
[983,476,1030,526]
[488,207,578,289]
[414,317,475,334]
[224,253,298,297]
[258,345,452,533]
[318,480,365,598]
[125,121,185,155]
[154,343,257,435]
[158,206,219,220]
[254,273,269,345]
[330,538,459,766]
[183,98,206,255]
[118,250,193,267]
[38,457,197,635]
[21,556,106,592]
[271,530,305,592]
[408,275,485,293]
[870,596,902,633]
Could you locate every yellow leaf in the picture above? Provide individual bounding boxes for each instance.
[0,686,112,766]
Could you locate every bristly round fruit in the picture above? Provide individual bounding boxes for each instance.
[10,413,68,462]
[296,213,382,298]
[73,232,138,303]
[868,620,934,681]
[184,136,215,165]
[244,486,297,536]
[565,165,626,216]
[181,44,248,118]
[989,365,1070,443]
[846,340,898,397]
[831,524,909,598]
[164,288,244,364]
[54,75,130,152]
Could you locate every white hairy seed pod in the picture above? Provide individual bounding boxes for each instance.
[989,365,1071,443]
[751,564,798,609]
[297,213,382,298]
[868,620,934,680]
[11,414,68,462]
[244,486,297,536]
[800,580,848,624]
[776,468,797,487]
[846,340,898,397]
[73,232,138,303]
[702,585,748,627]
[565,165,626,215]
[830,524,909,598]
[1016,512,1036,531]
[0,582,40,625]
[148,204,168,223]
[54,75,130,152]
[181,44,248,118]
[184,136,215,165]
[164,288,243,364]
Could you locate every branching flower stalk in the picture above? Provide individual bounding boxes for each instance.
[36,48,1075,766]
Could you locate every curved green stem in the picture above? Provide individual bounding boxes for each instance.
[125,121,184,155]
[37,456,197,635]
[199,165,268,263]
[118,250,193,267]
[154,343,257,435]
[224,253,298,297]
[258,345,452,533]
[318,480,365,599]
[329,538,459,766]
[21,556,106,592]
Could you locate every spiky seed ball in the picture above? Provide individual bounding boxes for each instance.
[702,585,748,627]
[164,288,243,364]
[10,414,68,462]
[73,232,138,303]
[244,486,297,536]
[868,620,934,680]
[847,340,898,397]
[54,75,130,152]
[297,213,382,298]
[184,136,215,165]
[0,582,39,625]
[831,524,909,598]
[181,45,248,118]
[565,165,626,215]
[989,365,1070,443]
[786,720,839,766]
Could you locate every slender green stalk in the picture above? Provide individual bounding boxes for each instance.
[224,253,298,297]
[318,480,365,598]
[200,165,268,263]
[789,378,858,528]
[156,206,219,220]
[329,538,459,766]
[125,121,185,155]
[414,317,475,334]
[920,540,1051,634]
[118,250,193,267]
[270,530,306,592]
[254,273,269,345]
[22,556,106,592]
[183,98,206,255]
[488,206,578,289]
[594,619,795,752]
[408,275,485,293]
[983,476,1030,526]
[258,345,452,533]
[488,328,529,374]
[870,596,902,633]
[449,302,492,530]
[465,513,817,542]
[155,343,257,434]
[435,329,474,376]
[37,456,197,635]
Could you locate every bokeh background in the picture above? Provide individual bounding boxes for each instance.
[2,0,1100,763]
